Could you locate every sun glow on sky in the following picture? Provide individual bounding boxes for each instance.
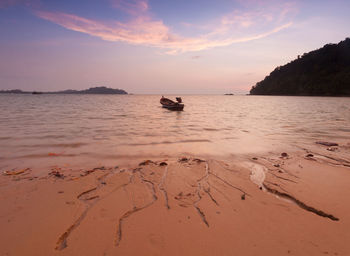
[0,0,349,93]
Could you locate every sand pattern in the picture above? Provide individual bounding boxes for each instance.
[1,148,350,255]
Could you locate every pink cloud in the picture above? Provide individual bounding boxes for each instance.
[35,1,295,54]
[36,11,173,45]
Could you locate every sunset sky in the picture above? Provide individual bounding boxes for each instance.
[0,0,349,94]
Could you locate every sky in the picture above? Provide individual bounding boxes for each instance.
[0,0,349,94]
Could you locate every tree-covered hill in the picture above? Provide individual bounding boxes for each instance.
[250,38,350,96]
[0,86,128,95]
[54,86,128,94]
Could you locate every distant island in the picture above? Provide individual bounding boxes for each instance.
[250,38,350,96]
[0,86,128,95]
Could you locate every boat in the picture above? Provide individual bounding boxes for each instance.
[160,96,184,111]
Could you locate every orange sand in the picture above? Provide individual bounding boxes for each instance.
[1,147,350,255]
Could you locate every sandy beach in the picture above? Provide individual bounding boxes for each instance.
[1,142,350,256]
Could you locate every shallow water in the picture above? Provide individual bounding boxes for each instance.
[1,94,349,169]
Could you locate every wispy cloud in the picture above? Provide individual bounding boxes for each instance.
[35,0,296,54]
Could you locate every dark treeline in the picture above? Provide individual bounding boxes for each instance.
[0,89,31,94]
[0,86,128,95]
[250,38,350,96]
[53,86,128,94]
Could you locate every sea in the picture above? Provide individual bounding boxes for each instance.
[1,94,350,170]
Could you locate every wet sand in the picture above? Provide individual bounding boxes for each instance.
[1,144,350,255]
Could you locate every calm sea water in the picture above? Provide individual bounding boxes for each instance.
[1,94,349,169]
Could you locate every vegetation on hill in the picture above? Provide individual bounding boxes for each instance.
[0,86,128,95]
[0,89,29,94]
[250,38,350,96]
[54,86,127,94]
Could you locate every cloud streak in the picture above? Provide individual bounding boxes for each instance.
[35,0,295,54]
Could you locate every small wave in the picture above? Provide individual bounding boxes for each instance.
[7,135,67,140]
[113,114,128,117]
[293,128,308,133]
[203,128,219,131]
[93,137,109,141]
[223,136,238,140]
[18,142,88,148]
[94,129,114,133]
[40,135,67,139]
[8,153,80,159]
[337,128,350,132]
[179,139,211,143]
[125,139,211,146]
[143,134,158,137]
[88,117,116,120]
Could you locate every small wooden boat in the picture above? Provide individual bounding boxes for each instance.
[160,96,184,111]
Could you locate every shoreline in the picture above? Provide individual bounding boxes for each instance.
[1,144,350,255]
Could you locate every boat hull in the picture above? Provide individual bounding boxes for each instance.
[161,104,184,111]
